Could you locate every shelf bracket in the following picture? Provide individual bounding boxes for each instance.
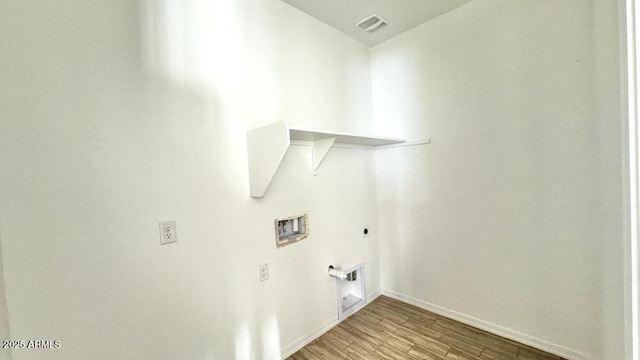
[312,137,336,175]
[247,122,290,198]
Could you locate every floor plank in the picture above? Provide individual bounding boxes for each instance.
[289,296,566,360]
[307,340,351,360]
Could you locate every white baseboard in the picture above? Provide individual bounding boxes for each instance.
[269,288,382,360]
[367,288,382,302]
[267,316,339,360]
[381,289,591,360]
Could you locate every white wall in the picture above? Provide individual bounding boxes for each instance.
[372,0,623,359]
[0,0,379,359]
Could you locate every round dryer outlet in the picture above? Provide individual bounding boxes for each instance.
[362,226,369,238]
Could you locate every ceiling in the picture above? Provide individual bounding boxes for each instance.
[281,0,473,47]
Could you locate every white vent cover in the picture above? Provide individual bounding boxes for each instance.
[356,14,388,33]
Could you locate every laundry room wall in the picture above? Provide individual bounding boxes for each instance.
[0,0,380,359]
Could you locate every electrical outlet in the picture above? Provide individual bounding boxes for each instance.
[159,220,177,245]
[259,263,269,282]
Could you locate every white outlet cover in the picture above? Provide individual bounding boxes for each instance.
[259,263,269,282]
[159,220,177,245]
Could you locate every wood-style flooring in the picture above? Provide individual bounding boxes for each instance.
[288,296,565,360]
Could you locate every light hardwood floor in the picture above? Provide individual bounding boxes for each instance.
[288,295,565,360]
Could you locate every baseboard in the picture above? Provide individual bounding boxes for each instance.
[381,289,591,360]
[269,288,382,360]
[267,316,339,360]
[367,288,382,302]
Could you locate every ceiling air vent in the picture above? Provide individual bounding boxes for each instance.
[356,14,388,33]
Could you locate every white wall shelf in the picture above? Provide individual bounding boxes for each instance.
[247,121,421,198]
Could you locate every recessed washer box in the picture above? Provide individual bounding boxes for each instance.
[275,214,309,248]
[335,263,366,320]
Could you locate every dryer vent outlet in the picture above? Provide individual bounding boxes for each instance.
[356,14,388,33]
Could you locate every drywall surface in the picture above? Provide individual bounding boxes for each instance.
[0,0,378,359]
[371,0,623,358]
